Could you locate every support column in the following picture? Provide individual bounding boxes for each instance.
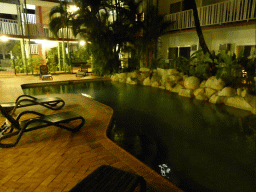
[62,41,66,71]
[20,39,27,72]
[58,42,62,71]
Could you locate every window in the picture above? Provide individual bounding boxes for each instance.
[236,45,256,58]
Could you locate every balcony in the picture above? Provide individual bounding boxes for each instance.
[0,18,76,40]
[165,0,256,31]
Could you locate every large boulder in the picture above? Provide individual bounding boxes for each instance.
[138,72,149,83]
[143,77,151,86]
[169,75,182,83]
[205,88,217,98]
[166,82,176,91]
[184,76,200,90]
[237,88,242,96]
[225,96,252,111]
[118,73,127,83]
[126,77,137,85]
[171,83,184,93]
[179,88,194,98]
[218,87,236,97]
[209,94,227,104]
[168,68,179,75]
[205,76,226,90]
[140,68,150,72]
[157,68,167,77]
[111,74,119,81]
[194,88,204,97]
[200,80,206,88]
[241,89,248,97]
[151,81,159,88]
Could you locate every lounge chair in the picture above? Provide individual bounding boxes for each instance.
[69,165,147,192]
[76,64,88,77]
[0,95,65,115]
[0,105,85,148]
[40,65,53,80]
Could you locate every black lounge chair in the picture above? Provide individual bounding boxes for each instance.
[69,165,147,192]
[0,105,85,148]
[0,95,65,114]
[40,65,53,80]
[76,64,88,77]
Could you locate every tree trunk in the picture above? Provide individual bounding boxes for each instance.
[190,0,213,60]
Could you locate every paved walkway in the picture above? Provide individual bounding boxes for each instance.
[0,72,182,192]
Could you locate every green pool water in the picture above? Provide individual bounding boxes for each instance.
[23,81,256,192]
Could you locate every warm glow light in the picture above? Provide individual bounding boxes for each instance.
[79,40,86,46]
[0,36,9,42]
[34,40,58,48]
[69,5,79,13]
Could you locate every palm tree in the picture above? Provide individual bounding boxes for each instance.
[184,0,215,75]
[49,1,73,71]
[137,5,173,69]
[70,0,142,74]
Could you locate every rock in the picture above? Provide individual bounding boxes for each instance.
[126,77,137,85]
[205,88,217,98]
[159,86,165,89]
[169,75,182,83]
[200,80,206,88]
[138,72,149,83]
[157,68,166,76]
[111,74,119,81]
[168,68,179,75]
[118,73,127,83]
[184,76,200,90]
[205,76,226,90]
[218,87,236,97]
[143,77,151,86]
[194,88,204,97]
[166,82,176,91]
[237,88,242,96]
[179,88,194,98]
[241,89,248,97]
[195,93,208,100]
[151,81,159,88]
[171,83,184,93]
[209,94,226,104]
[140,68,150,72]
[225,96,252,111]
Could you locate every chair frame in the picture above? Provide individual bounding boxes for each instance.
[0,95,65,115]
[0,105,85,148]
[40,65,53,80]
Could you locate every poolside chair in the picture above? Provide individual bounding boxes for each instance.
[69,165,147,192]
[40,65,53,80]
[76,64,88,77]
[0,105,85,148]
[0,95,65,115]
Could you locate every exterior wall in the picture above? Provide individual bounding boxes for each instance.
[161,25,256,59]
[0,3,17,15]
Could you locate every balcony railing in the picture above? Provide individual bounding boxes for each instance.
[165,0,256,31]
[0,18,76,39]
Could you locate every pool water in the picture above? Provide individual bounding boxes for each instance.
[23,81,256,192]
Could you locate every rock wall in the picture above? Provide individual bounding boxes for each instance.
[110,68,256,114]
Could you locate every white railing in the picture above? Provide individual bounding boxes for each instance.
[165,0,256,30]
[30,44,38,54]
[0,18,75,39]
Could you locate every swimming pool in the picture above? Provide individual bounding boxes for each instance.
[23,81,256,192]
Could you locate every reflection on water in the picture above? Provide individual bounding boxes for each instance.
[23,81,256,192]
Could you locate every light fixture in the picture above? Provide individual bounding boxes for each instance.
[0,36,9,42]
[79,40,86,46]
[69,5,79,13]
